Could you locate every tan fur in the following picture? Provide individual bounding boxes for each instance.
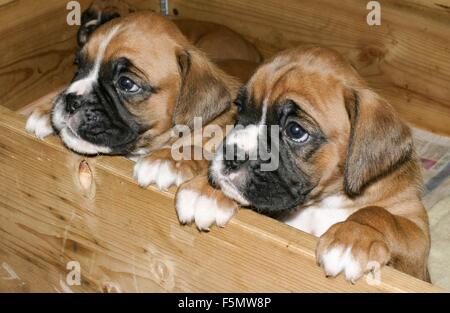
[82,12,239,154]
[215,59,259,84]
[77,12,241,203]
[252,46,430,281]
[172,19,262,63]
[27,11,241,215]
[194,46,430,282]
[85,0,261,82]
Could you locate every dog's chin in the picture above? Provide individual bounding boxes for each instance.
[217,177,250,206]
[210,161,308,217]
[52,107,110,156]
[59,127,112,155]
[216,176,303,218]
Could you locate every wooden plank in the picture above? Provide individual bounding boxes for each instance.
[0,0,93,111]
[0,106,441,292]
[153,0,450,136]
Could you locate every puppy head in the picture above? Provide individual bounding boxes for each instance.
[53,11,233,155]
[209,47,413,215]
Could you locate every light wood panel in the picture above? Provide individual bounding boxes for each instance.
[0,0,92,111]
[0,106,441,292]
[150,0,450,136]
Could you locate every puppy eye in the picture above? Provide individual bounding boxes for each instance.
[73,54,81,66]
[118,76,140,93]
[233,99,243,113]
[285,121,309,143]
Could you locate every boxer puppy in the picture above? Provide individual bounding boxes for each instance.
[25,11,243,206]
[178,46,431,282]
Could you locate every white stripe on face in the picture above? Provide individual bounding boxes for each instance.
[67,25,121,96]
[259,98,268,126]
[225,98,269,160]
[209,97,270,206]
[226,124,260,155]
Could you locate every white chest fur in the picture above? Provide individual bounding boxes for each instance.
[281,196,351,237]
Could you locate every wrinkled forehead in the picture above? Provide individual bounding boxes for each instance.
[246,54,349,127]
[82,16,182,79]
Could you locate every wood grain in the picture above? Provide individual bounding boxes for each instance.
[0,0,91,112]
[0,106,442,292]
[151,0,450,136]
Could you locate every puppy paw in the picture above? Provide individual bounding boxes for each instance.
[316,221,390,283]
[133,149,203,190]
[25,110,54,139]
[175,175,238,231]
[133,158,184,190]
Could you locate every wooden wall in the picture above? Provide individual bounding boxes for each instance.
[0,0,90,111]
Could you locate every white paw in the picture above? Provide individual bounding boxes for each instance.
[25,111,54,139]
[319,245,362,282]
[176,189,236,231]
[319,245,381,283]
[133,159,186,190]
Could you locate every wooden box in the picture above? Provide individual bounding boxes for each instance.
[0,0,447,292]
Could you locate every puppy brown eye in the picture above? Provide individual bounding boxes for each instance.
[118,76,140,93]
[285,121,309,143]
[234,100,243,113]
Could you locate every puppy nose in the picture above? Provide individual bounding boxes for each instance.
[65,93,83,113]
[224,144,249,171]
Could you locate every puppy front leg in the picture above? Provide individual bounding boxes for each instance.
[175,174,238,231]
[133,148,208,190]
[316,206,430,282]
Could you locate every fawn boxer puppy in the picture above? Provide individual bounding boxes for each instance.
[25,11,246,206]
[178,46,430,282]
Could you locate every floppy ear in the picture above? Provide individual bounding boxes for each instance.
[343,88,413,196]
[77,0,134,47]
[174,49,233,128]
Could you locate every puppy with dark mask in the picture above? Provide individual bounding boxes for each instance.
[26,0,261,151]
[178,46,430,283]
[25,9,253,213]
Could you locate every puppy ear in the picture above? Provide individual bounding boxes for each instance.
[77,0,134,47]
[174,49,233,128]
[343,88,413,196]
